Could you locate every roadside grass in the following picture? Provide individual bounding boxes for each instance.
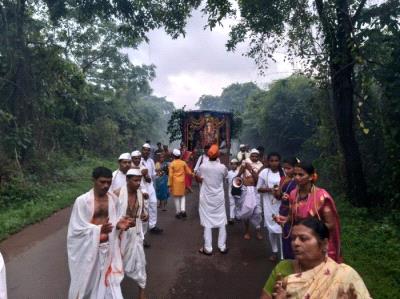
[0,157,114,241]
[337,198,400,299]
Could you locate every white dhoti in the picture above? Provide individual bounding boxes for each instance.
[67,190,124,299]
[117,186,147,289]
[120,227,147,288]
[238,186,262,228]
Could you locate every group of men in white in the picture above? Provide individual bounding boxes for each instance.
[67,142,284,298]
[67,143,160,299]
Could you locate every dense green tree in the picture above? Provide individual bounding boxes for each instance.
[196,0,400,207]
[195,82,260,112]
[0,0,185,180]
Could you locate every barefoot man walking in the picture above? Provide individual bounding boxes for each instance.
[116,168,148,299]
[67,167,133,299]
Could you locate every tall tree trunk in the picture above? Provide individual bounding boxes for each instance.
[330,0,369,206]
[11,0,33,162]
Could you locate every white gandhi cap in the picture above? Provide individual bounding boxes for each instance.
[127,169,142,176]
[118,153,131,160]
[250,148,260,155]
[131,150,141,157]
[142,143,151,149]
[172,149,181,157]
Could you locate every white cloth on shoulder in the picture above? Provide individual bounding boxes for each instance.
[0,252,7,299]
[67,189,124,299]
[117,186,147,289]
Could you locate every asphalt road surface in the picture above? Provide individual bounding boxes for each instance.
[1,185,276,299]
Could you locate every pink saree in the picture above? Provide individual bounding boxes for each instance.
[289,186,343,263]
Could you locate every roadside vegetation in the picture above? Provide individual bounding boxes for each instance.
[0,156,113,240]
[337,198,400,298]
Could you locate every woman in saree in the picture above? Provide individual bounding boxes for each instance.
[277,157,298,259]
[275,161,342,262]
[155,153,170,211]
[261,218,371,299]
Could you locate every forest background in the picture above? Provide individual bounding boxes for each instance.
[0,0,399,298]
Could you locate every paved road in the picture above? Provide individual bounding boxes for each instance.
[1,185,276,298]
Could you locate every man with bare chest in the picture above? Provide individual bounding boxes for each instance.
[67,167,133,299]
[116,168,148,299]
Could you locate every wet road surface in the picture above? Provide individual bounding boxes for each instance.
[1,185,276,298]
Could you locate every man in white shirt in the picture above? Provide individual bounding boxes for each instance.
[110,153,131,193]
[141,143,163,234]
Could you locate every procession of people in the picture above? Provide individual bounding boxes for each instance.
[65,140,371,299]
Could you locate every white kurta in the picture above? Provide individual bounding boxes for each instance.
[0,252,7,299]
[141,158,157,228]
[257,168,282,234]
[140,158,156,196]
[117,186,146,289]
[67,189,124,299]
[198,161,228,228]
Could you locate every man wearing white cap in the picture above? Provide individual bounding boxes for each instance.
[110,153,132,193]
[237,144,250,162]
[226,158,240,224]
[141,143,163,234]
[168,149,193,218]
[116,168,148,299]
[237,148,264,240]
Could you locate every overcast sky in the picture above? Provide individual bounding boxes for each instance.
[125,9,296,109]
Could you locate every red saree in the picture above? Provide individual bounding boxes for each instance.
[289,186,343,263]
